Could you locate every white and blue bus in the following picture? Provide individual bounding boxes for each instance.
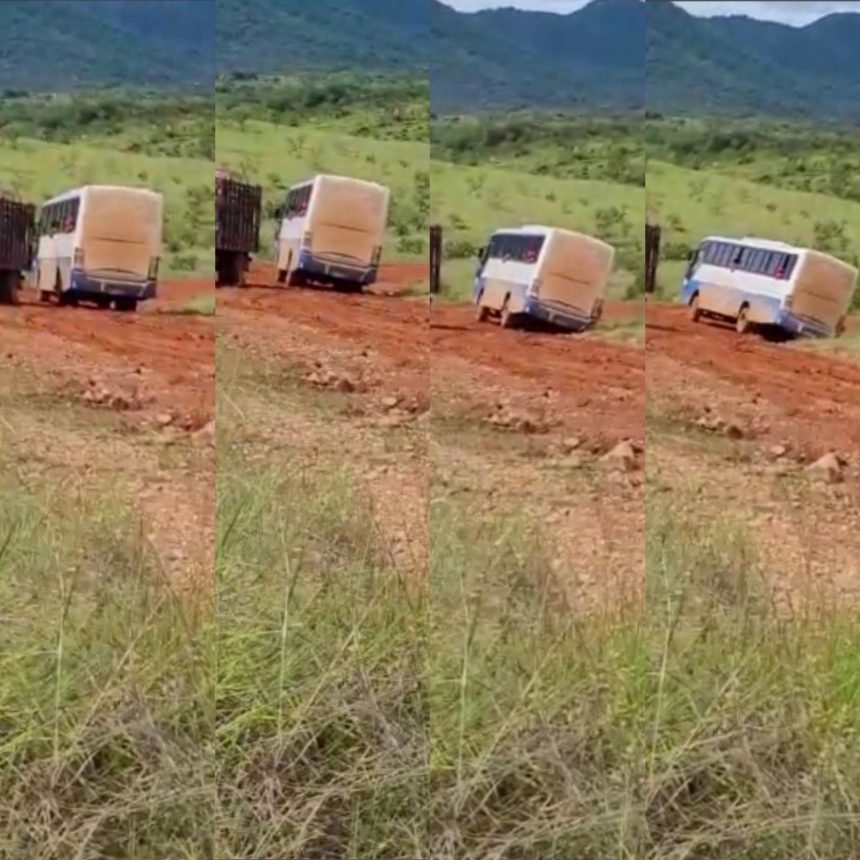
[274,174,390,292]
[681,236,857,338]
[473,226,614,332]
[35,185,163,312]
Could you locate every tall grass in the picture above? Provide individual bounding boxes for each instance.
[215,435,429,859]
[0,473,212,859]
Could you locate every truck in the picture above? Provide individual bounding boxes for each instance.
[0,194,35,304]
[216,169,262,287]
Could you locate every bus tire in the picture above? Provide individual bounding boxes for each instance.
[499,297,513,329]
[276,268,287,284]
[688,293,701,322]
[735,304,751,335]
[115,297,137,313]
[94,295,112,309]
[39,290,52,303]
[475,299,489,323]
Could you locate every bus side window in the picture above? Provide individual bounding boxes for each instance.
[782,255,797,280]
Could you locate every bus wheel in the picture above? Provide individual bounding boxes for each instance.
[39,290,52,303]
[736,305,751,335]
[688,293,701,322]
[94,295,112,310]
[499,298,514,329]
[475,301,489,323]
[115,297,137,312]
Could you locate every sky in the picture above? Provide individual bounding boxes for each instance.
[442,0,860,25]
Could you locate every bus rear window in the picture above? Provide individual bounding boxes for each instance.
[487,234,544,263]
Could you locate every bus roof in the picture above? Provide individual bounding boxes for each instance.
[288,174,388,192]
[492,224,612,248]
[41,185,162,207]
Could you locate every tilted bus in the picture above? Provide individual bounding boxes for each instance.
[273,174,390,292]
[35,185,163,312]
[473,225,614,332]
[681,236,858,338]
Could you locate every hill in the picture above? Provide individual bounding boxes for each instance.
[647,1,860,120]
[0,0,214,91]
[216,0,427,74]
[430,0,644,112]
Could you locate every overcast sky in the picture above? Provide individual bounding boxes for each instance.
[442,0,860,25]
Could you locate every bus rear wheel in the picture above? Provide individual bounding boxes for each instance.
[115,297,137,313]
[94,295,112,310]
[689,293,702,322]
[475,301,489,323]
[736,305,751,335]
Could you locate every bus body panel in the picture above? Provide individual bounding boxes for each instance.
[474,226,612,332]
[36,186,162,301]
[535,230,614,319]
[276,175,390,287]
[682,237,857,338]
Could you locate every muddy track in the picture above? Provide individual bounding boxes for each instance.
[647,303,860,454]
[432,303,645,445]
[0,280,215,426]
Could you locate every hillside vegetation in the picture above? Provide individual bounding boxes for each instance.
[646,115,860,204]
[0,0,214,91]
[0,89,214,277]
[647,0,860,120]
[216,0,427,74]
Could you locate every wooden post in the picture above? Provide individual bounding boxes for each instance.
[645,222,660,295]
[429,223,442,308]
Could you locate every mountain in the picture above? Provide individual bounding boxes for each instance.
[430,0,645,112]
[0,1,215,92]
[647,1,860,119]
[216,0,428,74]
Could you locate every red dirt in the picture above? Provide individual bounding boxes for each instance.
[647,303,860,455]
[0,280,215,427]
[432,304,645,445]
[219,261,645,446]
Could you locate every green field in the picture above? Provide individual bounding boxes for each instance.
[215,120,429,261]
[648,160,860,306]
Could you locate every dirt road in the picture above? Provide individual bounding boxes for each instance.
[0,280,215,428]
[647,303,860,456]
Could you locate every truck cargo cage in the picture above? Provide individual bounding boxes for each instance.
[0,195,36,304]
[215,173,263,287]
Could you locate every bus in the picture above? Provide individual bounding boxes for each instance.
[473,226,614,332]
[35,185,163,312]
[274,174,390,292]
[681,236,858,338]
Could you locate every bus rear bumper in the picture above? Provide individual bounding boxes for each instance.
[524,297,594,332]
[71,271,156,300]
[775,310,832,338]
[299,254,377,285]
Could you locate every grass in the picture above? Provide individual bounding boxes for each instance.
[0,136,213,278]
[0,459,212,859]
